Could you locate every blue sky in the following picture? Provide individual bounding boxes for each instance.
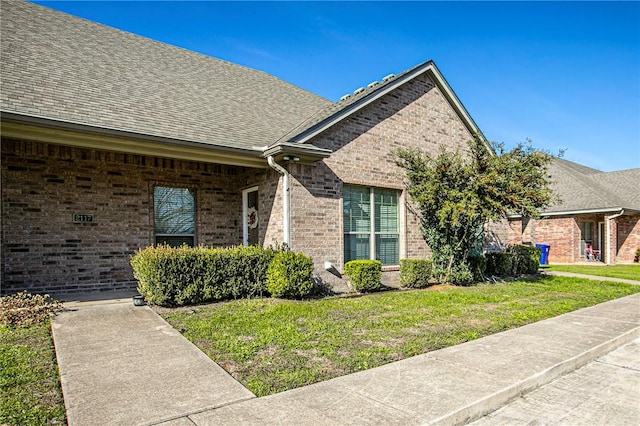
[35,1,640,171]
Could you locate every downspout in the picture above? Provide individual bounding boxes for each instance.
[267,156,290,247]
[605,209,624,265]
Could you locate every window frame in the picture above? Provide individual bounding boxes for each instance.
[343,184,400,266]
[153,185,196,247]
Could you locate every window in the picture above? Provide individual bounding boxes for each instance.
[343,185,399,265]
[579,221,594,256]
[154,186,195,247]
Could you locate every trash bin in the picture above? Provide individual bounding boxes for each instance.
[535,244,550,265]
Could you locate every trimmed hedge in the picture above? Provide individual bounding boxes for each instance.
[485,245,541,278]
[399,259,433,288]
[507,244,541,275]
[485,252,513,278]
[344,260,382,293]
[131,244,277,306]
[266,251,314,299]
[467,255,487,282]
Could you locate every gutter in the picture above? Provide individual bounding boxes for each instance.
[605,209,625,265]
[508,206,638,219]
[1,110,264,157]
[267,156,290,246]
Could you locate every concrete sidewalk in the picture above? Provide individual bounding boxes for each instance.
[52,293,640,426]
[541,269,640,285]
[470,338,640,424]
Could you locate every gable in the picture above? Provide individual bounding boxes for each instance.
[308,72,475,189]
[279,61,485,151]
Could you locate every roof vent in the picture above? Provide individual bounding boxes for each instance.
[382,73,395,82]
[339,94,351,101]
[353,87,366,95]
[367,81,379,89]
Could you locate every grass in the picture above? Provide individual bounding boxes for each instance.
[547,264,640,281]
[161,275,640,397]
[0,321,66,426]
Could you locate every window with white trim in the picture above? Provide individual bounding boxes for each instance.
[154,186,195,247]
[343,185,399,265]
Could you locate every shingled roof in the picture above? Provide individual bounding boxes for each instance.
[544,158,640,214]
[1,0,331,153]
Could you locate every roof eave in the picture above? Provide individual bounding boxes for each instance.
[262,142,332,165]
[1,111,269,168]
[507,206,640,219]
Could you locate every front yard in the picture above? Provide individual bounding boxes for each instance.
[547,264,640,281]
[2,271,638,424]
[161,275,640,397]
[0,321,66,426]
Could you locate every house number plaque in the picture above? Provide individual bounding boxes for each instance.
[73,213,94,223]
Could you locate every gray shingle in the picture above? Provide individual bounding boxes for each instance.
[1,0,331,151]
[546,158,640,213]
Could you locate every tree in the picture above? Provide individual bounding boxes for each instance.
[394,137,557,284]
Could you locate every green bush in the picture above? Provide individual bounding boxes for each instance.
[507,245,541,275]
[449,262,475,286]
[344,260,382,293]
[131,244,276,306]
[266,251,314,299]
[467,255,487,282]
[399,259,433,288]
[635,247,640,263]
[485,252,514,277]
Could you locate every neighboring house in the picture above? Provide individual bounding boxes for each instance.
[508,158,640,264]
[1,0,487,295]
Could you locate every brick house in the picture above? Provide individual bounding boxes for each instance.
[1,1,487,295]
[508,158,640,264]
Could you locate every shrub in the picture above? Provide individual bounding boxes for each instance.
[449,262,475,286]
[266,251,314,299]
[399,259,433,288]
[0,292,62,327]
[485,252,513,277]
[344,260,382,293]
[131,244,277,306]
[507,245,541,275]
[635,247,640,263]
[467,254,487,282]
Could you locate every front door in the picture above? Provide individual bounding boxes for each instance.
[242,187,259,246]
[598,222,605,261]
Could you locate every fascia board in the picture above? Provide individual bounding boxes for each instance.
[1,113,268,168]
[507,207,639,219]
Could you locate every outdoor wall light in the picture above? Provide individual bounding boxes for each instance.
[324,261,342,278]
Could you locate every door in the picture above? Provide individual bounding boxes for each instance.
[598,222,605,261]
[242,187,259,246]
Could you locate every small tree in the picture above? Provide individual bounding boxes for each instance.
[395,137,556,284]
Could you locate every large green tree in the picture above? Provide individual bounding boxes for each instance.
[395,137,557,284]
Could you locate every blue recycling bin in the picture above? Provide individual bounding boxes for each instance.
[535,244,550,265]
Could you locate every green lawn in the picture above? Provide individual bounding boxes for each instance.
[0,321,66,426]
[547,264,640,281]
[162,275,640,397]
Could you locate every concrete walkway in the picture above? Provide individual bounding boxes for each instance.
[52,292,640,426]
[541,269,640,285]
[51,303,255,426]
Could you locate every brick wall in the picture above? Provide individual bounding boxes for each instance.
[508,216,580,263]
[615,214,639,263]
[506,213,640,264]
[1,138,260,295]
[288,74,474,282]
